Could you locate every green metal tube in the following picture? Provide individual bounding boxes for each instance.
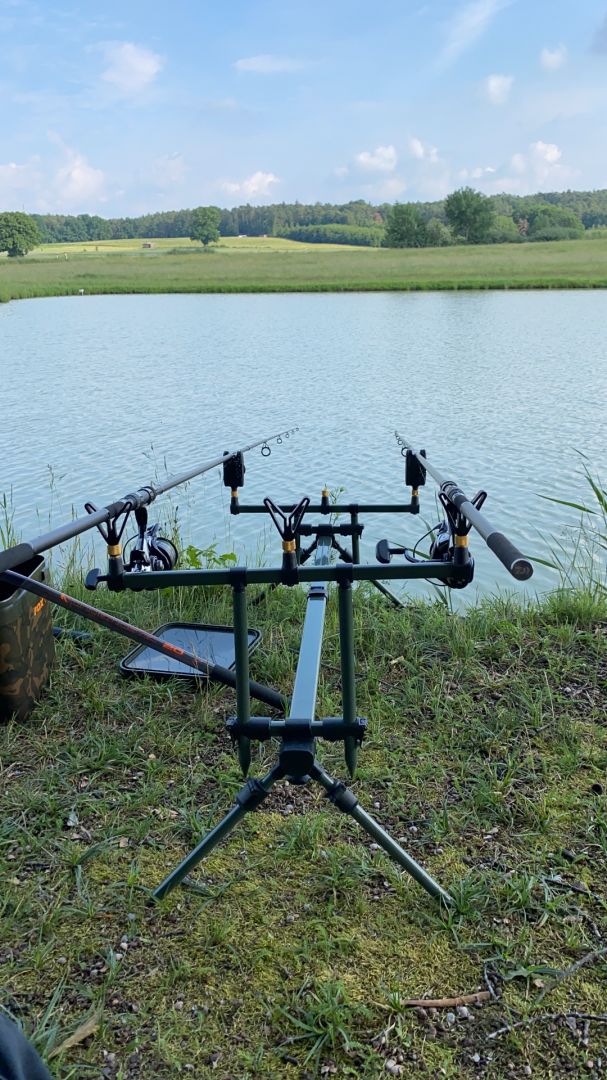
[311,765,452,906]
[152,803,248,901]
[234,503,417,516]
[372,579,405,608]
[233,584,251,775]
[122,558,461,590]
[151,765,283,901]
[351,512,360,564]
[349,802,452,905]
[338,581,358,777]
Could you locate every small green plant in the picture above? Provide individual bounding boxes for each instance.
[0,489,17,548]
[270,979,371,1067]
[181,542,237,569]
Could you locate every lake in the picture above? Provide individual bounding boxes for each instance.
[1,291,605,602]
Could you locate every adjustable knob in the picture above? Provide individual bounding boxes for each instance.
[375,539,407,565]
[85,568,107,590]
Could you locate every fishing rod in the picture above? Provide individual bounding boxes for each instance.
[393,432,533,582]
[0,427,298,576]
[0,569,286,712]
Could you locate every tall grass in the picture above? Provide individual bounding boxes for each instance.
[539,458,607,595]
[2,235,607,302]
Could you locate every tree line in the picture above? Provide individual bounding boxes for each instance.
[22,187,607,247]
[1,186,606,255]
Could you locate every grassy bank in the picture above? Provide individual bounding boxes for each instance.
[1,578,606,1078]
[1,235,607,301]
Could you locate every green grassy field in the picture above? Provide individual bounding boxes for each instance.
[1,578,607,1078]
[1,235,607,302]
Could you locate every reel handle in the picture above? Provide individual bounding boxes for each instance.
[375,539,407,565]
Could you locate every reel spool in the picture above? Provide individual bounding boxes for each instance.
[125,519,178,574]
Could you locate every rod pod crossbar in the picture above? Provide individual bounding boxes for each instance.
[395,432,533,581]
[0,427,298,575]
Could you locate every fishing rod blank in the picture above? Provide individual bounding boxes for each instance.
[0,569,286,713]
[395,432,533,581]
[0,427,298,575]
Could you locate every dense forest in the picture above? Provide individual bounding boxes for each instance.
[28,188,607,246]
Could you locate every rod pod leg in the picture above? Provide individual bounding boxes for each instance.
[310,764,452,906]
[150,764,284,903]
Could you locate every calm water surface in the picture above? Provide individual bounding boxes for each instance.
[1,291,605,602]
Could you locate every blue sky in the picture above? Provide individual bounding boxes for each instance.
[1,0,606,216]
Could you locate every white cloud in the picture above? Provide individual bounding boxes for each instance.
[55,147,105,204]
[222,171,280,198]
[0,158,42,207]
[409,137,425,160]
[478,140,574,195]
[355,145,397,172]
[0,160,29,186]
[408,136,439,162]
[459,164,496,180]
[234,54,303,74]
[528,139,569,187]
[455,138,574,197]
[0,141,106,212]
[531,140,561,166]
[485,73,513,105]
[100,41,163,97]
[540,44,567,71]
[439,0,510,66]
[333,165,349,178]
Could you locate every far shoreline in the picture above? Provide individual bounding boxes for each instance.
[3,280,607,304]
[1,234,606,302]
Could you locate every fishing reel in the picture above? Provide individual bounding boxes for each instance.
[124,508,178,573]
[376,488,488,589]
[85,506,178,590]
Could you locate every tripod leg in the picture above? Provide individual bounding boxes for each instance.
[332,540,405,610]
[151,764,284,902]
[310,764,452,906]
[372,578,405,609]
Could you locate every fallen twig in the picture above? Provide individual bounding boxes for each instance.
[400,991,491,1008]
[543,876,606,906]
[483,962,500,1001]
[536,946,607,1004]
[488,1011,607,1040]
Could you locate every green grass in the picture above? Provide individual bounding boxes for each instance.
[1,576,607,1077]
[1,235,607,302]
